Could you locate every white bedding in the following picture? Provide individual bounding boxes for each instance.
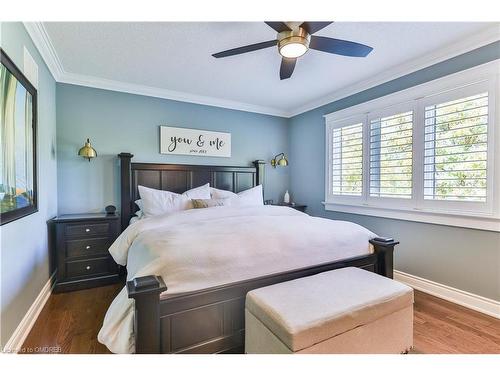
[98,205,376,353]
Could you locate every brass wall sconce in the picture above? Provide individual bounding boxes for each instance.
[271,153,288,168]
[78,138,97,161]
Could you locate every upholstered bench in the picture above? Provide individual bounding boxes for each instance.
[245,267,414,354]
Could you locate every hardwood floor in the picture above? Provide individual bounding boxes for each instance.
[412,290,500,354]
[20,285,500,354]
[20,283,122,354]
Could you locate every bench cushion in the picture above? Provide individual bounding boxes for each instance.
[245,267,413,351]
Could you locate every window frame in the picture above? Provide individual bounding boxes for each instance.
[417,81,494,216]
[366,101,416,209]
[325,114,366,206]
[324,61,500,231]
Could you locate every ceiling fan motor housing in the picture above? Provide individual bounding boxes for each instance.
[278,27,311,58]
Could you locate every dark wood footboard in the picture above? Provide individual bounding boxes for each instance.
[126,239,398,354]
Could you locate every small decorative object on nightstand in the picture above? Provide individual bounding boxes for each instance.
[283,190,290,204]
[48,213,121,293]
[105,205,116,215]
[272,202,307,213]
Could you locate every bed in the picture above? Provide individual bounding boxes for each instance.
[98,153,398,354]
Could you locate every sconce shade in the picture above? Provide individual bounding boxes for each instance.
[277,156,288,167]
[78,138,97,161]
[271,153,289,168]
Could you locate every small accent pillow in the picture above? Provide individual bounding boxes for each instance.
[138,183,211,217]
[191,198,232,209]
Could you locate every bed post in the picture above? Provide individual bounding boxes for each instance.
[253,160,266,187]
[369,237,399,279]
[118,152,134,231]
[127,276,167,354]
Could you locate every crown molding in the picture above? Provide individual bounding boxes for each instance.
[23,22,64,81]
[288,24,500,117]
[22,22,288,117]
[23,22,499,119]
[57,71,289,117]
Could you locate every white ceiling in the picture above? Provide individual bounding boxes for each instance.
[41,22,496,116]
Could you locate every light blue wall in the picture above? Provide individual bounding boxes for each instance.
[56,84,289,214]
[289,41,500,301]
[0,22,58,346]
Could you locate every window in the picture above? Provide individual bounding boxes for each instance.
[331,122,363,196]
[324,62,499,231]
[423,93,488,202]
[369,110,413,199]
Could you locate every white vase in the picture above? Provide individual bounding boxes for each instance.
[284,190,290,204]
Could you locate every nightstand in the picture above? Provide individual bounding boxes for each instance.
[48,213,121,293]
[272,203,307,213]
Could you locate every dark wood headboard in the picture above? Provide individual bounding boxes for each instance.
[118,153,266,230]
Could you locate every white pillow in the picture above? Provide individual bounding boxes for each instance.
[234,185,264,207]
[138,183,211,217]
[184,183,211,199]
[135,199,143,211]
[211,185,264,207]
[210,187,237,199]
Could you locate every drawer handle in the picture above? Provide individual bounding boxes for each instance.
[86,265,91,270]
[86,245,91,250]
[85,228,90,232]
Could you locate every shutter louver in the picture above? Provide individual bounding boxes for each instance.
[369,111,413,198]
[331,123,363,196]
[424,93,488,202]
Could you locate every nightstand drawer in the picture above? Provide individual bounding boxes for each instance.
[65,222,109,238]
[66,237,111,259]
[66,257,113,279]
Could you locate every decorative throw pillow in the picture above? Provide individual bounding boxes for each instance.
[191,198,232,209]
[138,183,211,217]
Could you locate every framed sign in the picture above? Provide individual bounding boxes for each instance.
[160,126,231,157]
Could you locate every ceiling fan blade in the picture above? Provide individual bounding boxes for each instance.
[280,57,296,80]
[265,22,291,33]
[299,22,333,34]
[309,36,373,57]
[212,40,277,58]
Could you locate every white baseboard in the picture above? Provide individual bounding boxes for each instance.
[3,272,56,353]
[394,270,500,319]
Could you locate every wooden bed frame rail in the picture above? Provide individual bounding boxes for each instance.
[117,153,398,354]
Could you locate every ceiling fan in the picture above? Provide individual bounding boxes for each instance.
[212,22,373,80]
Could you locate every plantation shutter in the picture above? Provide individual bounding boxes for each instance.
[331,122,363,196]
[423,92,488,202]
[369,111,413,199]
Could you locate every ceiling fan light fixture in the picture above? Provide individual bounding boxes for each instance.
[279,42,308,58]
[278,27,310,58]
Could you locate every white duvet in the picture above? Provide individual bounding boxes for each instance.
[98,205,376,353]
